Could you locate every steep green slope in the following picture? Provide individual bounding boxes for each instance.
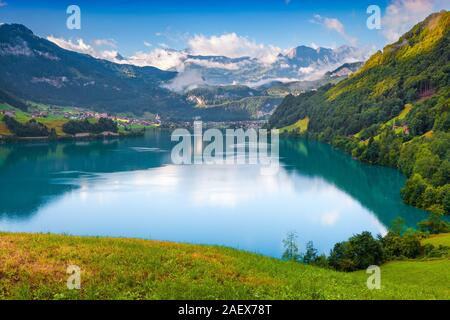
[267,62,363,96]
[0,89,29,111]
[269,11,450,215]
[201,96,283,120]
[0,232,448,300]
[0,24,195,119]
[186,85,262,106]
[184,85,282,120]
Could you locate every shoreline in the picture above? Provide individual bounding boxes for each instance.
[0,130,145,144]
[280,132,437,216]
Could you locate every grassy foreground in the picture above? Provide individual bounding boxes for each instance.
[0,232,448,300]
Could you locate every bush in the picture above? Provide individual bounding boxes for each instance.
[62,118,118,135]
[62,119,93,135]
[311,254,329,268]
[381,231,421,260]
[423,244,450,258]
[282,217,449,273]
[418,213,450,234]
[328,232,384,272]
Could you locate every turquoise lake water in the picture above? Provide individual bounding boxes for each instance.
[0,130,427,257]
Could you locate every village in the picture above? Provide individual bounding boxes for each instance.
[161,118,266,130]
[1,105,271,138]
[0,107,162,129]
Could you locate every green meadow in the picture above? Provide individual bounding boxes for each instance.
[0,232,448,300]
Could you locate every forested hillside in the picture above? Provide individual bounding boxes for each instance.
[0,89,29,111]
[269,11,450,215]
[0,24,194,118]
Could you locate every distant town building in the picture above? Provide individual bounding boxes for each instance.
[75,133,91,138]
[102,131,120,137]
[31,111,48,118]
[1,110,16,117]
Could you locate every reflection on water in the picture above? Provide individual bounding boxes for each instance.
[0,130,427,257]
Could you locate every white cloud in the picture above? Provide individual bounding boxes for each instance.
[47,32,284,70]
[185,58,243,70]
[46,30,373,90]
[47,33,271,73]
[382,0,449,42]
[47,36,187,70]
[47,36,120,61]
[299,66,315,74]
[335,44,376,62]
[162,69,205,92]
[187,33,282,65]
[311,15,358,46]
[48,36,97,56]
[92,38,117,48]
[243,77,301,88]
[298,64,333,81]
[125,48,187,70]
[143,41,152,47]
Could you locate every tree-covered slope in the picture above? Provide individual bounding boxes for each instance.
[0,24,195,118]
[269,11,450,215]
[184,85,283,120]
[186,85,262,106]
[0,88,29,111]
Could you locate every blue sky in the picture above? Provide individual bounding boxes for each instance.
[0,0,448,64]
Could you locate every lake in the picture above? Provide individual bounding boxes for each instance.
[0,130,428,258]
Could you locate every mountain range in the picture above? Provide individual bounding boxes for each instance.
[0,24,191,118]
[0,23,364,120]
[148,44,367,90]
[181,62,363,120]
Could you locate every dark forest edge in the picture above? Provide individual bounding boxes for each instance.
[282,214,450,272]
[0,113,147,143]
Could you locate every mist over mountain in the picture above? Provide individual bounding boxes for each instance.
[46,30,369,91]
[124,44,369,91]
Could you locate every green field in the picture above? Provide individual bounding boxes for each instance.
[38,116,70,136]
[0,121,11,135]
[280,117,309,134]
[0,232,448,300]
[422,233,450,247]
[0,104,150,138]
